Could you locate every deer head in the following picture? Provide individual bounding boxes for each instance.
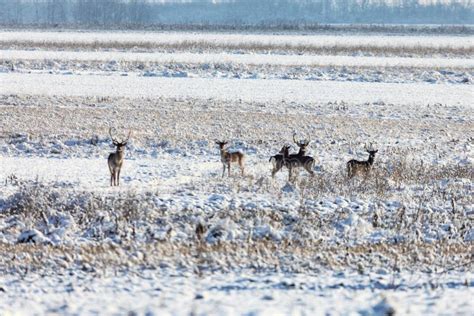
[364,142,378,157]
[215,140,229,150]
[279,144,291,156]
[293,132,310,155]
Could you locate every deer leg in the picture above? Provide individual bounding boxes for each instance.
[228,162,231,177]
[108,164,113,186]
[271,166,278,178]
[222,163,226,178]
[363,167,371,181]
[272,163,283,178]
[117,168,121,186]
[347,165,353,179]
[305,162,315,177]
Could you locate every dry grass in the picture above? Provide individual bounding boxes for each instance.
[0,238,471,275]
[2,39,473,57]
[299,155,473,199]
[1,158,472,275]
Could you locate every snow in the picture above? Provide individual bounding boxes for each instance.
[1,270,473,315]
[1,73,472,107]
[0,30,473,315]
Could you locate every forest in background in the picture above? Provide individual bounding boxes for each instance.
[0,0,473,29]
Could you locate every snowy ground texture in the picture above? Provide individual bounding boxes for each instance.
[0,30,473,315]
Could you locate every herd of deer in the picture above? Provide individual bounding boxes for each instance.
[108,128,378,186]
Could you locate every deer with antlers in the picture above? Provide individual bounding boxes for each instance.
[216,141,245,177]
[286,133,315,180]
[270,134,315,180]
[347,143,378,179]
[108,128,131,186]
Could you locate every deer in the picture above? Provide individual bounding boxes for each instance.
[270,144,291,178]
[285,133,315,180]
[269,134,315,181]
[215,141,245,177]
[108,128,131,186]
[347,143,378,179]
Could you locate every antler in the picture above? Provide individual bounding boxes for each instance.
[123,130,132,144]
[110,128,131,145]
[293,132,310,146]
[364,142,375,151]
[215,140,228,145]
[109,127,119,144]
[293,132,299,145]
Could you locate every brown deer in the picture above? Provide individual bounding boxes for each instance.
[286,133,315,180]
[270,144,291,178]
[108,128,131,186]
[215,141,245,177]
[347,144,378,179]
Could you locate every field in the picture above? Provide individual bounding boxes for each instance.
[0,30,473,315]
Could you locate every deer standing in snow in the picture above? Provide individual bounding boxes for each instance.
[216,141,245,177]
[270,133,315,181]
[270,144,291,178]
[286,133,315,180]
[347,143,378,179]
[108,128,131,186]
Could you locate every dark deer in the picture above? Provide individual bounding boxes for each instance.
[270,144,291,178]
[216,141,245,177]
[108,128,131,186]
[347,144,378,179]
[286,133,315,180]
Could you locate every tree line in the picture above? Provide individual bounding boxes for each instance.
[0,0,472,28]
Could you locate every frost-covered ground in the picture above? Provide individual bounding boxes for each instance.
[0,30,473,315]
[2,50,473,85]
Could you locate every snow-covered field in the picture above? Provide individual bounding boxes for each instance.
[0,30,473,315]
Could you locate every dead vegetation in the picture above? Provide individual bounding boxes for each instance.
[0,156,472,276]
[2,39,473,57]
[0,236,471,276]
